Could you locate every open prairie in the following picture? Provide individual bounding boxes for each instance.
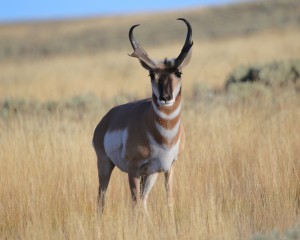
[1,0,300,239]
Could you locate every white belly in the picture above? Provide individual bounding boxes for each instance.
[103,129,128,172]
[103,129,180,175]
[143,133,180,174]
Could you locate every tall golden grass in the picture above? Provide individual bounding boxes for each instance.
[1,27,300,239]
[1,94,299,239]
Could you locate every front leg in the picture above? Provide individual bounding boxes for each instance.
[128,168,141,206]
[164,165,174,207]
[141,173,158,214]
[165,164,177,231]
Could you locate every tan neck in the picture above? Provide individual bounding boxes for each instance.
[147,91,182,147]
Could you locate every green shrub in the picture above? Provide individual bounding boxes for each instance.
[252,227,300,240]
[225,59,300,93]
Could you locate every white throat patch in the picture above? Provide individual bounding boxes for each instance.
[152,101,181,120]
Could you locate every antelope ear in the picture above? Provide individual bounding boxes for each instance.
[178,49,192,69]
[139,60,155,71]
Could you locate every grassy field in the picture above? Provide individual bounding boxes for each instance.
[1,91,300,240]
[1,0,300,239]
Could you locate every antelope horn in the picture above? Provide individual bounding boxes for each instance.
[174,18,193,68]
[128,24,157,70]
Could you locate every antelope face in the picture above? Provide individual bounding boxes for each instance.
[128,18,193,107]
[149,62,182,107]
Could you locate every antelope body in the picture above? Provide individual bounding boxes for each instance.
[93,18,193,212]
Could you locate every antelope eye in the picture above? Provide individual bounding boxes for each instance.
[175,71,182,78]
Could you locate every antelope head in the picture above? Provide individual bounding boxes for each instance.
[129,18,193,107]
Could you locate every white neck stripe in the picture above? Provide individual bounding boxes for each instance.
[152,101,181,120]
[155,120,181,140]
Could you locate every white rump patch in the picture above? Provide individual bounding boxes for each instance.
[103,129,128,172]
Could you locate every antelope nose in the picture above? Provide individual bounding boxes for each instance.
[159,95,172,102]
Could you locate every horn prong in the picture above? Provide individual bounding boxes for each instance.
[128,24,157,70]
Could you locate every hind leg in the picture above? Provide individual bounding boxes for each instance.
[97,153,115,212]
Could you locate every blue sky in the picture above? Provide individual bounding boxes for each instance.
[0,0,242,22]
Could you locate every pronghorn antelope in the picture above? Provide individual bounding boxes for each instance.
[93,18,193,212]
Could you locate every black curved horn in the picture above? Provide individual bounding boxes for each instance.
[129,24,140,50]
[128,24,157,70]
[174,18,193,68]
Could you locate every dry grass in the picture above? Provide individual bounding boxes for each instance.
[1,4,300,239]
[1,28,300,101]
[1,93,300,239]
